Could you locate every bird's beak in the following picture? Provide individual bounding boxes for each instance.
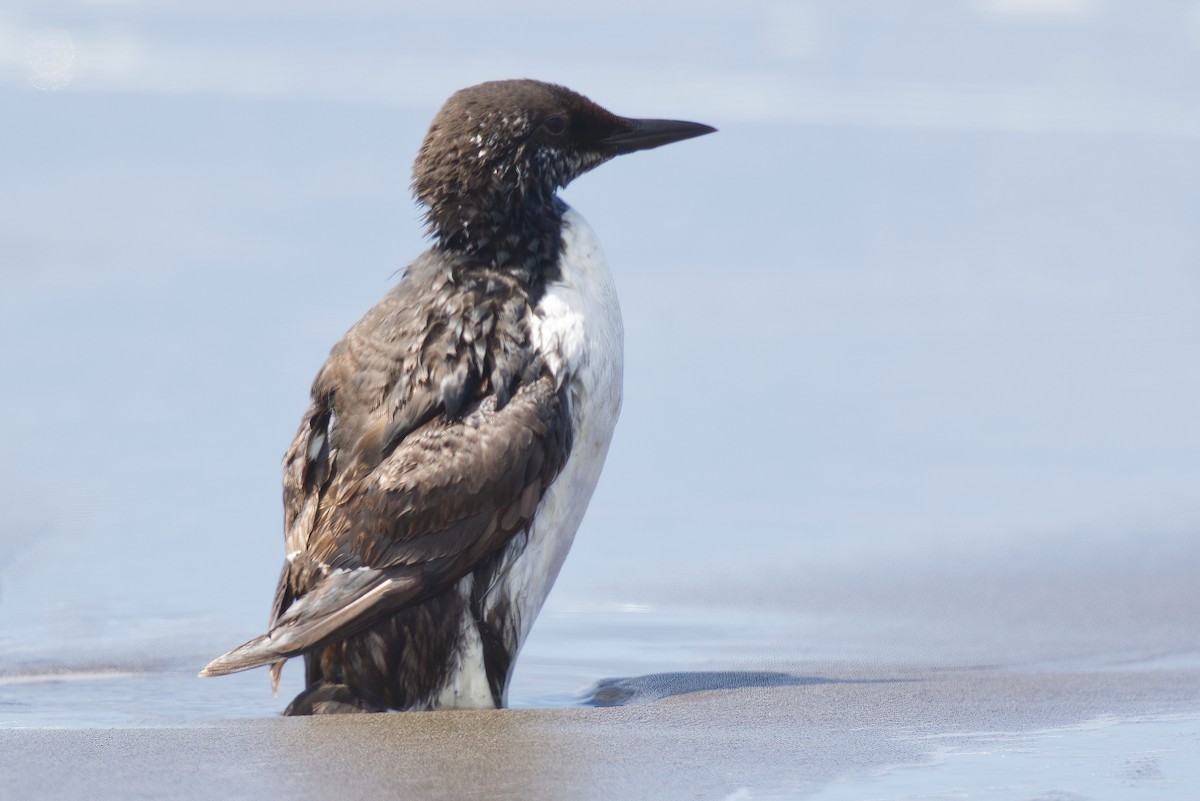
[598,117,717,156]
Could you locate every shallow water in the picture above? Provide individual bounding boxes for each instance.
[0,603,841,727]
[806,716,1200,801]
[3,592,1198,728]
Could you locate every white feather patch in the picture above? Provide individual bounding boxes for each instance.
[430,205,625,708]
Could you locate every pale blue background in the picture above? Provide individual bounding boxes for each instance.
[1,0,1198,724]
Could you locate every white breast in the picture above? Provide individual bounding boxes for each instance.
[433,206,624,708]
[509,205,625,618]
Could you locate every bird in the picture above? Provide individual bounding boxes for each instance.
[200,79,714,714]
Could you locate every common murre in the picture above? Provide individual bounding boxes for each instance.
[201,80,714,714]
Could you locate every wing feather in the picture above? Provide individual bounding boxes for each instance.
[203,253,569,682]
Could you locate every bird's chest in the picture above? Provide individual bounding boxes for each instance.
[529,208,625,432]
[432,209,624,708]
[512,207,625,612]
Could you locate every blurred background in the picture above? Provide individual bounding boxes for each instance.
[1,1,1198,725]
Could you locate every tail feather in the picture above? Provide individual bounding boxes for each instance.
[198,566,422,679]
[199,634,283,677]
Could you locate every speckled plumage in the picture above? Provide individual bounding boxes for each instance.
[201,80,714,714]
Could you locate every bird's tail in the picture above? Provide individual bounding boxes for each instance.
[199,637,286,695]
[199,634,285,678]
[199,565,422,685]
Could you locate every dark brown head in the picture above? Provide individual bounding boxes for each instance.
[412,79,714,257]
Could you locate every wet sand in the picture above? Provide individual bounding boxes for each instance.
[5,533,1200,798]
[4,665,1198,800]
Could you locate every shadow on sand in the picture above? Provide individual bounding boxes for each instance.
[583,670,902,707]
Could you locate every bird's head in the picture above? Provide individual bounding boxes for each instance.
[412,79,714,254]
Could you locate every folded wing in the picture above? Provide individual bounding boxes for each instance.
[201,372,571,678]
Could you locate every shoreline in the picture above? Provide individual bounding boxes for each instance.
[4,664,1199,800]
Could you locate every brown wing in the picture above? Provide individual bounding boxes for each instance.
[201,251,568,680]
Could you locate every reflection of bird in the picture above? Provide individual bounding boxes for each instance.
[201,80,714,714]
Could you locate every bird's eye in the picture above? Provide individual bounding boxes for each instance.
[541,115,567,136]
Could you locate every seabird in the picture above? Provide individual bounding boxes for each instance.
[201,79,714,714]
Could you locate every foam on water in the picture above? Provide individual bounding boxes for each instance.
[805,715,1200,801]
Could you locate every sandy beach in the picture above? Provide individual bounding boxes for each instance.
[4,527,1199,799]
[4,664,1199,800]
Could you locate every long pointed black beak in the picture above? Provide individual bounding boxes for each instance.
[598,117,717,156]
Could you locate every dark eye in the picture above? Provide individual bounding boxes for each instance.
[541,115,567,136]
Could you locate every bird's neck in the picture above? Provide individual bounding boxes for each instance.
[425,187,566,287]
